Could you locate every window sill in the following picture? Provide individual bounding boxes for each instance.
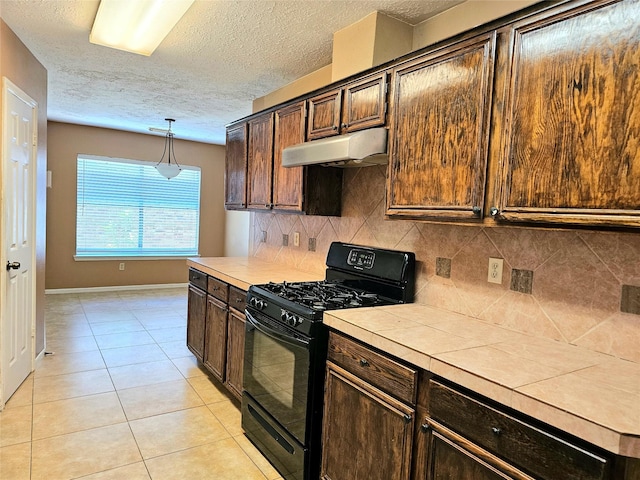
[74,255,200,262]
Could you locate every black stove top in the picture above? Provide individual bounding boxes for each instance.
[246,242,416,336]
[258,280,394,311]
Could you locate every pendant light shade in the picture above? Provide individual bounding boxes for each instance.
[155,118,182,179]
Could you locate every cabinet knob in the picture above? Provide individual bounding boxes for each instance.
[403,413,412,424]
[490,207,499,217]
[491,427,502,436]
[332,125,339,131]
[341,123,348,129]
[421,423,430,432]
[359,358,370,367]
[472,206,481,216]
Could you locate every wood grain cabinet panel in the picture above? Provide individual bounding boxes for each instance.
[386,32,496,220]
[203,295,227,383]
[224,122,248,210]
[273,101,306,211]
[247,112,274,210]
[307,72,387,140]
[492,0,640,227]
[186,284,206,361]
[307,89,342,140]
[225,309,245,401]
[321,362,415,480]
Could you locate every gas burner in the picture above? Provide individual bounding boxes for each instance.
[260,280,389,311]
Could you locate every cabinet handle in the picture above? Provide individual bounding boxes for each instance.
[235,298,244,303]
[359,358,370,367]
[491,427,502,436]
[403,413,412,424]
[490,207,499,217]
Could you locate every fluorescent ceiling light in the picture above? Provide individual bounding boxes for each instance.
[90,0,195,56]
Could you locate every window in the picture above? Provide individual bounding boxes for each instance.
[76,155,201,258]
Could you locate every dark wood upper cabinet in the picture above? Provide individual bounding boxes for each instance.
[247,112,274,210]
[492,0,640,227]
[273,101,306,211]
[307,72,387,140]
[386,32,496,221]
[224,122,248,210]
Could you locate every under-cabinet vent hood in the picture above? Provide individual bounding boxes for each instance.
[282,127,388,168]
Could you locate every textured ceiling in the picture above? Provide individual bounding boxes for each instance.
[0,0,462,145]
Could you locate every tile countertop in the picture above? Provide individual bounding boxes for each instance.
[186,257,323,291]
[324,304,640,459]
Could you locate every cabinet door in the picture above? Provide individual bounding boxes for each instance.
[273,101,305,212]
[424,419,534,480]
[342,73,387,133]
[386,32,496,221]
[225,309,245,401]
[321,362,414,480]
[493,0,640,227]
[186,285,206,361]
[224,122,248,210]
[307,88,342,140]
[203,295,227,383]
[247,112,274,210]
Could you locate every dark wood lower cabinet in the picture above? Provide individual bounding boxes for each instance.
[321,362,415,480]
[187,269,246,401]
[224,309,245,401]
[203,296,228,383]
[322,333,640,480]
[424,419,533,480]
[186,284,206,361]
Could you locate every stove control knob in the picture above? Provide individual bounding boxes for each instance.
[251,297,266,310]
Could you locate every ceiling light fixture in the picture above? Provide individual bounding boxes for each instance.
[155,118,182,180]
[89,0,195,56]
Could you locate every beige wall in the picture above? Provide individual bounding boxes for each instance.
[412,0,541,49]
[46,122,226,289]
[0,19,48,355]
[251,0,543,111]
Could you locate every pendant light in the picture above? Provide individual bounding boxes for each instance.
[155,118,182,179]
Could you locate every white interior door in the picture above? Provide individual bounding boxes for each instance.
[1,77,37,404]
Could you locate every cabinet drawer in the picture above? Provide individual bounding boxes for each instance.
[228,286,247,312]
[207,276,228,302]
[328,332,417,405]
[188,268,207,291]
[428,380,610,480]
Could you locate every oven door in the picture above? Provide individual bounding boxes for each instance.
[243,307,312,445]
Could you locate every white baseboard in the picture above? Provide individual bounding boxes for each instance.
[45,283,188,295]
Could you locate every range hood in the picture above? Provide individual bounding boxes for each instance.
[282,127,388,168]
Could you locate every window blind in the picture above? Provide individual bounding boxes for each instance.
[76,155,201,258]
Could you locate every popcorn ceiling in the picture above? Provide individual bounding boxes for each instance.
[0,0,462,145]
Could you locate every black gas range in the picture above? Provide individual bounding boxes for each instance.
[242,242,416,480]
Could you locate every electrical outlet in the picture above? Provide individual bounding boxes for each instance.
[308,238,316,252]
[119,262,125,271]
[261,230,267,243]
[293,232,300,247]
[487,258,503,284]
[282,234,289,246]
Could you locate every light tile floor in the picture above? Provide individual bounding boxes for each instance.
[0,287,283,480]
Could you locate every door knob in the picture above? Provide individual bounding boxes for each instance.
[6,261,20,271]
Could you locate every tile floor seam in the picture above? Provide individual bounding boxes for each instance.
[2,288,278,480]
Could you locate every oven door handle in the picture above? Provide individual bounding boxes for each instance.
[245,309,310,348]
